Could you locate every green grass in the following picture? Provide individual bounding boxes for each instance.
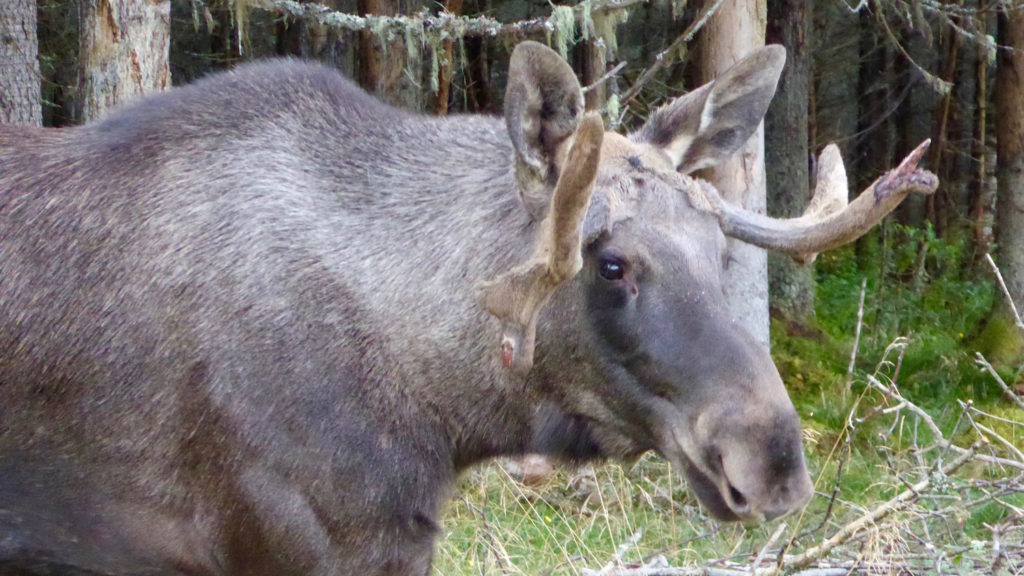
[434,230,1024,574]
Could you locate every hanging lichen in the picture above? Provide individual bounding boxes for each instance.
[580,1,591,42]
[606,93,620,129]
[428,31,442,94]
[671,0,687,19]
[551,4,576,60]
[229,0,255,55]
[370,16,390,47]
[592,6,628,60]
[429,50,440,93]
[404,21,420,63]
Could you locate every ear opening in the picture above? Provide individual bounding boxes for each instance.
[504,41,585,220]
[633,45,786,174]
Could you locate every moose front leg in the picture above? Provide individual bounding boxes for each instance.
[226,466,441,576]
[223,468,340,575]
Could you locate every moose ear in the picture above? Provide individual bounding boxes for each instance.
[633,45,786,174]
[505,41,585,220]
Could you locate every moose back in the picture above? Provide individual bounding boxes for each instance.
[0,42,935,575]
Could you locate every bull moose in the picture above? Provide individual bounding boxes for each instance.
[0,41,936,575]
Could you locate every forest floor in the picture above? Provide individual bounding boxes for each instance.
[434,238,1024,575]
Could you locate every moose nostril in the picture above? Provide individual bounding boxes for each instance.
[727,483,748,511]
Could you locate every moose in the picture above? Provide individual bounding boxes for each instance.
[0,41,936,575]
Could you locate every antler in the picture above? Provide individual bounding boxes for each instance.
[478,113,604,376]
[691,139,939,263]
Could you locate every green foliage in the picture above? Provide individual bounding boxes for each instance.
[812,223,999,404]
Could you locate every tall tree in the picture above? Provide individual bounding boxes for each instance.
[356,0,423,110]
[698,0,770,346]
[765,0,812,320]
[78,0,171,121]
[1,0,43,125]
[996,6,1024,307]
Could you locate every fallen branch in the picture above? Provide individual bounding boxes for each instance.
[781,445,977,571]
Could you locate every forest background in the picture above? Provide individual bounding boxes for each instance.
[3,0,1024,573]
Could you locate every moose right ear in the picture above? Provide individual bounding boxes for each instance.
[504,41,585,220]
[633,45,786,175]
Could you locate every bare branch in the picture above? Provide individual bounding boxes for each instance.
[975,352,1024,410]
[781,445,977,571]
[984,253,1024,331]
[583,60,627,95]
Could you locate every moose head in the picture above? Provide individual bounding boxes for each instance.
[481,42,936,521]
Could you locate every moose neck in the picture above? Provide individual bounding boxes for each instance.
[315,114,560,470]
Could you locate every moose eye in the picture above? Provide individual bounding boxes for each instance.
[598,258,625,281]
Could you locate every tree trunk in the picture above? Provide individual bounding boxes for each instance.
[357,0,423,110]
[970,27,994,262]
[581,38,608,112]
[854,5,895,272]
[995,7,1024,307]
[765,0,813,321]
[1,0,43,125]
[430,0,463,115]
[895,19,938,228]
[78,0,171,122]
[698,0,770,346]
[929,23,962,238]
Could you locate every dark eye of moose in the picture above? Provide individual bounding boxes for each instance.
[598,257,625,281]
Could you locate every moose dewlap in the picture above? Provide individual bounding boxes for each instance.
[0,42,936,575]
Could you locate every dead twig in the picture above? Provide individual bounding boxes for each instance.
[985,253,1024,331]
[975,352,1024,410]
[845,278,868,398]
[583,60,628,95]
[781,445,978,571]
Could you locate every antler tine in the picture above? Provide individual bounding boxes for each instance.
[698,139,938,263]
[478,113,604,376]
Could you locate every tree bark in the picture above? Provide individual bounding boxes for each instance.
[357,0,423,110]
[581,38,608,113]
[1,0,43,125]
[765,0,813,321]
[430,0,463,115]
[929,22,963,237]
[853,5,895,271]
[698,0,770,346]
[78,0,171,122]
[970,23,994,262]
[995,7,1024,307]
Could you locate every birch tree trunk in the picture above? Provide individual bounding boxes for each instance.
[698,0,770,346]
[78,0,171,122]
[1,0,43,125]
[996,7,1024,307]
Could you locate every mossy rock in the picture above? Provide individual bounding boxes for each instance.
[972,309,1024,368]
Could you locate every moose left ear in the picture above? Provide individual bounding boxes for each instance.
[504,41,586,220]
[633,45,786,174]
[480,113,604,376]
